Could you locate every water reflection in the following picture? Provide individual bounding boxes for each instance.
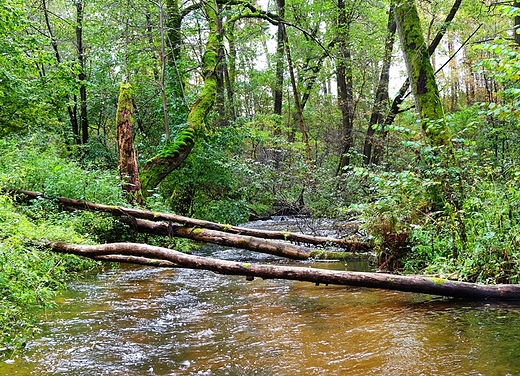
[3,251,520,375]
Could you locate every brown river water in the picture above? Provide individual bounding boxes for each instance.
[3,219,520,375]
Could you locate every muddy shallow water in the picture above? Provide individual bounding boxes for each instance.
[3,221,520,375]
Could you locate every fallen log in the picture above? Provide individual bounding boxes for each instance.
[12,189,368,251]
[123,217,311,260]
[48,241,520,300]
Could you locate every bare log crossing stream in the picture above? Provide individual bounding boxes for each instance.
[3,218,520,375]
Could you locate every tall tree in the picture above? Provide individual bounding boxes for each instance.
[335,0,357,174]
[377,0,462,159]
[362,5,396,166]
[393,0,452,147]
[139,0,222,195]
[42,0,80,144]
[273,0,285,118]
[75,0,89,144]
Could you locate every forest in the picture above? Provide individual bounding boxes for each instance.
[0,0,519,355]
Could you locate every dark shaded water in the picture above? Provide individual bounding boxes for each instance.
[3,220,520,375]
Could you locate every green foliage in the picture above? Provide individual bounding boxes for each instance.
[353,105,520,282]
[0,134,124,203]
[474,37,520,125]
[0,133,129,355]
[160,122,251,224]
[0,193,100,357]
[0,0,61,137]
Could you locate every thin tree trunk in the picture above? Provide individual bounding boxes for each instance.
[225,22,237,119]
[158,0,170,140]
[166,0,189,112]
[283,26,312,164]
[48,241,520,300]
[515,0,520,46]
[42,0,80,144]
[76,0,88,144]
[363,6,396,166]
[273,0,285,118]
[215,12,227,126]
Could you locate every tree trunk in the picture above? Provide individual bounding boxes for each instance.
[379,0,461,156]
[363,6,396,166]
[166,0,187,106]
[48,241,520,300]
[393,0,451,147]
[139,0,221,195]
[224,21,236,119]
[283,27,312,164]
[76,0,88,145]
[12,189,370,252]
[42,0,80,144]
[215,13,227,126]
[335,0,355,174]
[158,0,170,140]
[273,0,285,118]
[116,83,141,203]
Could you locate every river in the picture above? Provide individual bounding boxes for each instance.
[3,219,520,375]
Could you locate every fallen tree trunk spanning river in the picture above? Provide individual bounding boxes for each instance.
[48,241,520,300]
[123,217,311,259]
[12,189,369,251]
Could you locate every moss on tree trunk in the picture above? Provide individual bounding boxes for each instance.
[394,0,451,148]
[139,0,221,196]
[116,83,141,203]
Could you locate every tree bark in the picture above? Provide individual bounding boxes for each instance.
[283,26,312,164]
[166,0,187,105]
[116,83,141,203]
[42,0,80,144]
[48,241,520,300]
[379,0,461,157]
[224,21,237,119]
[393,0,451,147]
[158,0,171,140]
[123,217,312,260]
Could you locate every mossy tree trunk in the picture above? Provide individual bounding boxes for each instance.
[393,0,451,148]
[116,83,141,204]
[139,0,221,196]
